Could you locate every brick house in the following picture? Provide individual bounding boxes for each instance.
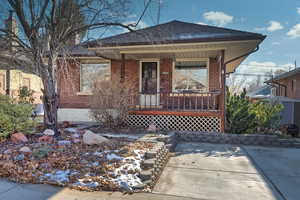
[58,20,265,132]
[266,67,300,99]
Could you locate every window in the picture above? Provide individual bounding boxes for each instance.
[173,60,208,92]
[0,74,5,92]
[22,78,31,89]
[292,79,297,93]
[80,63,110,92]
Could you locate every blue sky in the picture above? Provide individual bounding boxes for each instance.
[129,0,300,75]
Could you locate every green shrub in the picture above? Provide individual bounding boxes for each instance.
[251,101,283,133]
[18,86,35,104]
[226,88,256,134]
[0,94,36,138]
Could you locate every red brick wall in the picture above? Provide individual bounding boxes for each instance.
[59,57,222,108]
[58,60,91,108]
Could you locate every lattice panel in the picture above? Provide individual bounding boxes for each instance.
[126,114,221,132]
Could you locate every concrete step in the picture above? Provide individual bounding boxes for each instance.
[139,169,153,181]
[142,158,155,169]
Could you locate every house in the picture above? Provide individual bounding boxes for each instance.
[0,14,43,103]
[247,85,273,101]
[58,20,266,132]
[266,67,300,99]
[265,68,300,128]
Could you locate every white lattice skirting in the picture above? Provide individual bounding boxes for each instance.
[126,115,221,132]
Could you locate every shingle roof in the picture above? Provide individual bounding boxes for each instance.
[266,67,300,82]
[84,20,266,48]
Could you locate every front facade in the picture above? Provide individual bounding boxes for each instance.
[267,68,300,100]
[58,20,265,132]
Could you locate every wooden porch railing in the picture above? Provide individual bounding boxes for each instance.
[125,91,221,112]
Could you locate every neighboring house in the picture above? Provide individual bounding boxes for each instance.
[58,20,265,132]
[247,85,272,100]
[265,68,300,128]
[266,67,300,99]
[0,14,43,103]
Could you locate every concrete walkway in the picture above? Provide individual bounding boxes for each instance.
[153,143,300,200]
[1,143,300,200]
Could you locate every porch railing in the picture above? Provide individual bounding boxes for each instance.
[126,91,221,112]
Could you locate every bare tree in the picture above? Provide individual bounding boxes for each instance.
[0,0,153,136]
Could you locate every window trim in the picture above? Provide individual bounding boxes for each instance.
[172,58,209,93]
[78,61,111,95]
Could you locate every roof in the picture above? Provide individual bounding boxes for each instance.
[84,20,266,48]
[247,85,272,98]
[266,67,300,82]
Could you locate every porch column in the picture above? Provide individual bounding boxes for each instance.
[220,50,226,132]
[120,53,125,83]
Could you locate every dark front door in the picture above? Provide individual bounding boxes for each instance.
[140,62,159,106]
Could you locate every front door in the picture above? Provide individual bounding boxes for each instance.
[140,61,159,107]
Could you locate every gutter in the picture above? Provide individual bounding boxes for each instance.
[266,80,287,97]
[225,45,260,74]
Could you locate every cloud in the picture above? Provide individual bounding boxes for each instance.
[237,61,291,74]
[203,11,233,26]
[267,21,283,32]
[197,22,208,25]
[272,42,280,45]
[287,23,300,38]
[297,8,300,15]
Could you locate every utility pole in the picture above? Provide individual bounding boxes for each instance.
[5,10,14,96]
[295,60,297,69]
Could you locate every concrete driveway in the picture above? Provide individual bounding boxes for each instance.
[154,143,300,200]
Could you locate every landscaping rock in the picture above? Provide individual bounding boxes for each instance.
[11,132,28,143]
[14,154,25,161]
[83,130,109,145]
[38,135,53,143]
[43,129,55,136]
[62,121,71,128]
[19,146,32,153]
[58,140,71,146]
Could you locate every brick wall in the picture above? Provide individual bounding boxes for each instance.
[59,57,222,108]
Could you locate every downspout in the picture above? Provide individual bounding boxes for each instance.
[221,44,261,132]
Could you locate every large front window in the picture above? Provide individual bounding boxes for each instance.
[173,60,208,92]
[80,63,110,92]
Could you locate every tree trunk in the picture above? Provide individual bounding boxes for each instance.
[40,60,60,137]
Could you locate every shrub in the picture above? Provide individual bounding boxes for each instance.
[89,80,134,128]
[226,88,256,134]
[18,86,35,104]
[251,100,283,133]
[0,94,36,138]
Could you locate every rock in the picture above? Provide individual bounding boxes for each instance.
[43,129,55,136]
[3,149,12,154]
[38,135,53,143]
[11,133,28,143]
[33,147,53,159]
[19,146,32,153]
[14,154,25,161]
[73,139,81,143]
[58,140,71,145]
[83,130,109,145]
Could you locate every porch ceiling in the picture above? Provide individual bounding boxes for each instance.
[90,39,261,73]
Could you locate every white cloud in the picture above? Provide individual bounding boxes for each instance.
[237,61,291,74]
[287,23,300,38]
[272,42,280,45]
[267,21,283,32]
[197,22,208,25]
[297,8,300,15]
[203,11,233,26]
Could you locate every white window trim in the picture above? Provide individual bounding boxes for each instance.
[77,61,111,96]
[172,58,210,93]
[139,59,160,93]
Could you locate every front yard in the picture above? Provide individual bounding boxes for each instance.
[0,126,157,192]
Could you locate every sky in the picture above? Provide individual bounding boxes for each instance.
[128,0,300,77]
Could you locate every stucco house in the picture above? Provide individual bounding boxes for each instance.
[58,20,266,132]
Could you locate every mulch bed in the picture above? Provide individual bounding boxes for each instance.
[0,128,154,192]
